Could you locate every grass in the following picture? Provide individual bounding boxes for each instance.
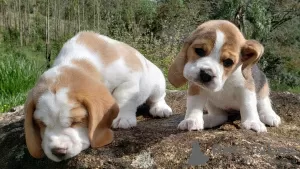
[271,83,300,93]
[0,41,299,113]
[0,46,45,113]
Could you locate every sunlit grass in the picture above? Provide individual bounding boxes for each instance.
[0,50,44,113]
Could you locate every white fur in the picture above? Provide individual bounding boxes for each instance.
[183,30,225,92]
[34,88,90,162]
[257,97,281,127]
[179,28,280,132]
[181,65,268,132]
[178,94,206,130]
[33,32,172,161]
[56,32,171,129]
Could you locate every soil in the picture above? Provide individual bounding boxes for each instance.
[0,91,299,169]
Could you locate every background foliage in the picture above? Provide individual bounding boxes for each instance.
[0,0,299,112]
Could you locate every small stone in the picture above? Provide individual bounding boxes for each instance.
[131,151,155,169]
[220,124,237,131]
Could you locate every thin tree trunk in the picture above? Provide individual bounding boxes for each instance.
[45,0,51,68]
[93,0,96,29]
[18,0,23,46]
[14,1,17,31]
[26,0,30,45]
[77,0,80,32]
[97,0,100,30]
[82,0,85,30]
[57,0,61,38]
[54,0,57,40]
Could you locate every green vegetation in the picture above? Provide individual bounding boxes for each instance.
[0,0,299,112]
[0,45,44,112]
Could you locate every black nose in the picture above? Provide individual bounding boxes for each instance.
[51,148,67,158]
[199,69,214,83]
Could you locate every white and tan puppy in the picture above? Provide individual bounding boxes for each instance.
[168,20,281,132]
[24,31,172,161]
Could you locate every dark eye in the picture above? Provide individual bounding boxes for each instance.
[223,59,234,67]
[195,48,206,57]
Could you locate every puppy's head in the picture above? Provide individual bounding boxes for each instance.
[168,20,264,91]
[24,67,119,162]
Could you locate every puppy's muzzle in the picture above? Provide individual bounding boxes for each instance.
[51,147,67,158]
[199,68,215,83]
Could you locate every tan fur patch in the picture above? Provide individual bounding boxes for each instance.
[70,106,88,128]
[186,30,216,63]
[258,82,269,98]
[34,119,46,136]
[72,59,102,80]
[217,21,245,80]
[188,83,201,96]
[185,20,247,80]
[244,77,255,91]
[76,31,142,71]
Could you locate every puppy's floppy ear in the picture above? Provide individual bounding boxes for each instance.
[241,40,264,79]
[77,83,119,148]
[24,89,44,158]
[168,35,195,88]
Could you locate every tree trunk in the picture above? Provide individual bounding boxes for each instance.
[45,0,51,68]
[18,0,23,47]
[77,0,80,32]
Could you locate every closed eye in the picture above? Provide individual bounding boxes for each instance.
[35,119,46,128]
[70,116,87,127]
[195,48,206,57]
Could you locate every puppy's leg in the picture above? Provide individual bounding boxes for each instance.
[203,101,228,128]
[112,81,139,129]
[257,83,281,126]
[178,84,206,131]
[239,89,267,132]
[148,72,172,118]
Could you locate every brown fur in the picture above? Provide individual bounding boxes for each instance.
[258,82,270,98]
[72,59,102,80]
[70,106,88,128]
[24,62,119,158]
[24,92,44,158]
[76,31,142,71]
[241,40,264,79]
[168,20,265,91]
[244,78,256,91]
[24,75,54,158]
[188,83,201,96]
[57,66,119,148]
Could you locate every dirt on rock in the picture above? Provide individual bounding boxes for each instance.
[0,91,299,169]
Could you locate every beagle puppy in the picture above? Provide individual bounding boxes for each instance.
[24,31,172,161]
[168,20,281,132]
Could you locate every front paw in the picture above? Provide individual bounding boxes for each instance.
[149,102,172,118]
[112,116,137,129]
[259,113,281,127]
[242,119,267,132]
[178,118,204,131]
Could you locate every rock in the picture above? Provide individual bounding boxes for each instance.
[0,91,299,169]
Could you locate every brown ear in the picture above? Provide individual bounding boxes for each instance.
[79,83,119,148]
[241,40,264,79]
[24,90,44,158]
[168,42,191,88]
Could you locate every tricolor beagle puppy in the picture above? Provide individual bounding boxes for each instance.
[24,31,172,161]
[168,20,281,132]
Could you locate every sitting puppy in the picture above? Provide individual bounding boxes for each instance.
[24,31,172,161]
[168,20,281,132]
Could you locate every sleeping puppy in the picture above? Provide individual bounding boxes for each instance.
[24,31,172,161]
[168,20,281,132]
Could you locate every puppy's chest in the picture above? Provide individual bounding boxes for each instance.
[206,85,241,111]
